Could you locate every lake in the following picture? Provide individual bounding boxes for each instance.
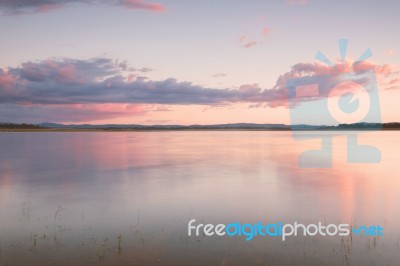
[0,131,399,265]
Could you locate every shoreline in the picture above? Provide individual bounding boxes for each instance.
[1,128,399,132]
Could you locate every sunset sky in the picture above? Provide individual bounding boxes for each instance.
[0,0,399,125]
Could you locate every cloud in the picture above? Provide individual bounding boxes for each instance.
[143,119,173,124]
[243,40,257,48]
[239,26,271,48]
[0,0,165,15]
[120,0,165,12]
[384,49,395,56]
[383,78,400,90]
[11,57,124,85]
[239,36,257,48]
[261,27,271,38]
[265,60,399,107]
[144,105,172,112]
[212,73,227,78]
[0,103,147,123]
[0,57,398,122]
[0,57,258,106]
[286,0,308,6]
[248,103,265,109]
[136,67,153,72]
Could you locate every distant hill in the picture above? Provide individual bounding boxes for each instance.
[319,122,400,130]
[0,123,43,129]
[0,122,399,131]
[37,122,293,130]
[37,122,398,130]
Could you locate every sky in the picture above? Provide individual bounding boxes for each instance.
[0,0,399,125]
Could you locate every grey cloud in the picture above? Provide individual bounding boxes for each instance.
[0,0,165,15]
[1,58,273,105]
[0,57,397,112]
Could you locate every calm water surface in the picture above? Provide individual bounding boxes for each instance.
[0,131,399,265]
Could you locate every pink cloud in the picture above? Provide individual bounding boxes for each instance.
[261,27,271,38]
[352,61,400,88]
[384,49,395,56]
[57,65,80,84]
[36,3,64,13]
[239,26,271,48]
[375,64,399,77]
[243,40,257,48]
[0,69,16,95]
[384,78,400,90]
[2,103,148,123]
[239,36,257,48]
[262,59,400,107]
[121,0,165,12]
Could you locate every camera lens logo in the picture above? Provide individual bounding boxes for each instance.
[287,39,381,168]
[327,81,371,124]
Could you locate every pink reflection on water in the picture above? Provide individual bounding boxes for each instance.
[0,161,12,205]
[0,131,399,265]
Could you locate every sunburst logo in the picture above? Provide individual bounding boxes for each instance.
[286,39,382,168]
[318,39,376,125]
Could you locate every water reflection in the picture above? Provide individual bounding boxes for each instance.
[0,131,399,265]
